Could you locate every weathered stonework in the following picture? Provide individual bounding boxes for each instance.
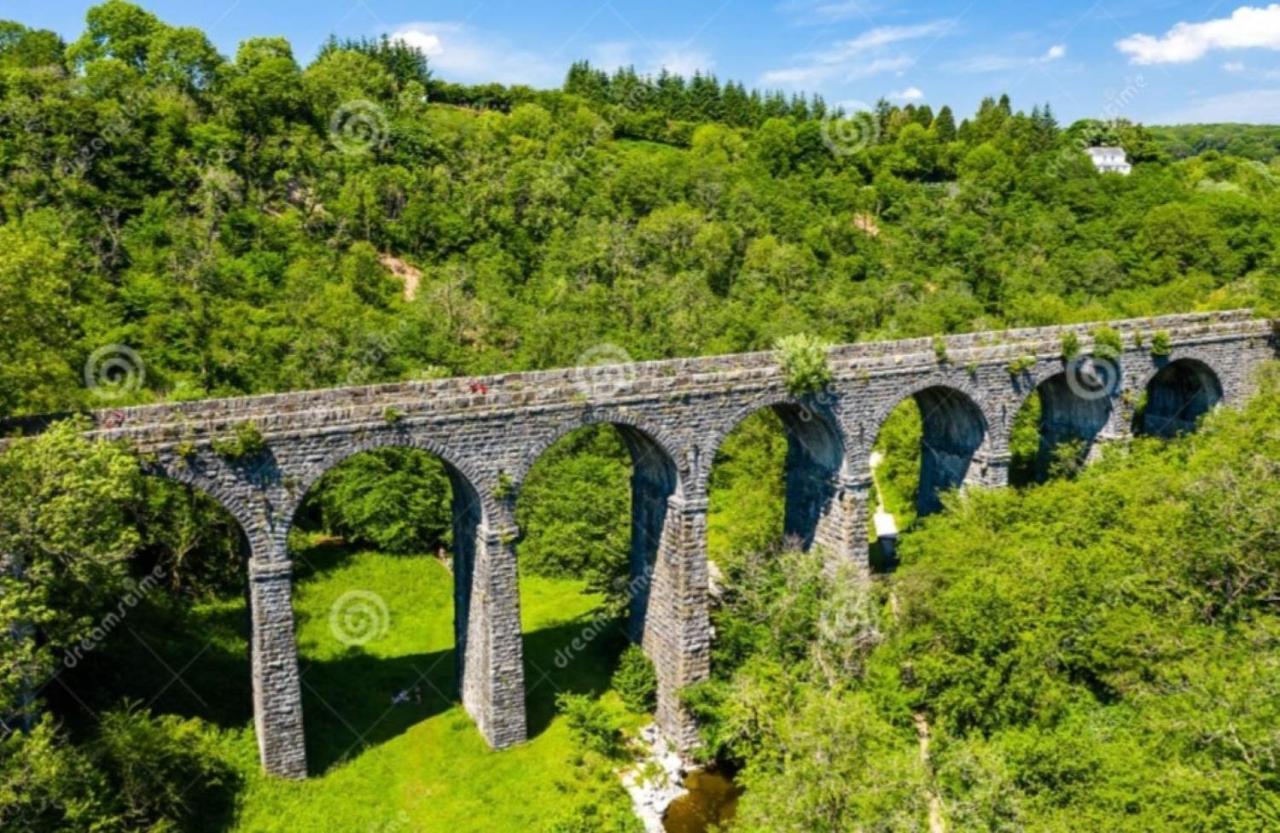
[11,310,1273,778]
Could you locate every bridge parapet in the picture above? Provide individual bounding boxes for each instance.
[15,309,1265,452]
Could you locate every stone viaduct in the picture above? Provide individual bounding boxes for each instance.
[29,310,1276,778]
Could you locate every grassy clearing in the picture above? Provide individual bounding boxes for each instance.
[93,539,634,832]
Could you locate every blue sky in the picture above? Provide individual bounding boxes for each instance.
[7,0,1280,123]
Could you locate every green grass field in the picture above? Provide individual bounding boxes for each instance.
[91,539,634,832]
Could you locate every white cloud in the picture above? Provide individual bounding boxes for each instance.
[1150,87,1280,122]
[1224,60,1247,72]
[1117,5,1280,65]
[761,19,950,87]
[946,43,1067,73]
[589,41,636,72]
[821,21,957,60]
[655,48,715,77]
[390,22,561,86]
[762,55,914,85]
[890,86,925,102]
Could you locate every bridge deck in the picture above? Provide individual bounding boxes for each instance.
[7,309,1267,449]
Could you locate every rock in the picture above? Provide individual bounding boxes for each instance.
[621,724,690,833]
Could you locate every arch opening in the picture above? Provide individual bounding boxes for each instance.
[707,402,845,565]
[1009,373,1113,486]
[515,422,679,734]
[288,444,484,773]
[60,476,254,730]
[871,387,988,533]
[1138,359,1223,438]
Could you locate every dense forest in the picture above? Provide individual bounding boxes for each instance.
[0,2,1278,832]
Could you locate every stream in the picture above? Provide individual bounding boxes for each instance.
[662,767,742,833]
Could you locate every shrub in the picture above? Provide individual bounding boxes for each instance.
[555,692,625,758]
[211,420,265,460]
[91,704,237,830]
[612,645,658,713]
[0,716,120,833]
[1091,326,1124,361]
[932,335,949,364]
[0,707,237,833]
[775,334,832,396]
[1007,355,1036,376]
[1151,330,1173,357]
[1061,331,1081,360]
[493,470,515,500]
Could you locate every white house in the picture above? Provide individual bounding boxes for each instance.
[1085,146,1132,175]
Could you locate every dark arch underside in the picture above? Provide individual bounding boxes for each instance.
[613,424,680,641]
[1031,373,1113,481]
[772,403,845,551]
[1139,359,1223,438]
[913,387,987,516]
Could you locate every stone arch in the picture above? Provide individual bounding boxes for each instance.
[144,461,261,539]
[703,395,848,552]
[289,431,496,527]
[515,408,686,497]
[136,463,307,779]
[281,431,526,758]
[1137,357,1224,438]
[1011,369,1114,483]
[871,383,990,516]
[517,410,683,643]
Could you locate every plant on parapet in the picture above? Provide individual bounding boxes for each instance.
[1061,331,1081,360]
[1151,330,1173,357]
[775,333,833,396]
[212,421,266,461]
[1008,355,1037,376]
[1091,326,1124,362]
[932,335,949,365]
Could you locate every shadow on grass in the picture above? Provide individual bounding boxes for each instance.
[58,558,630,780]
[298,646,456,773]
[523,616,629,739]
[300,616,630,773]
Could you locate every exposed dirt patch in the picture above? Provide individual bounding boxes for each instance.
[381,254,422,301]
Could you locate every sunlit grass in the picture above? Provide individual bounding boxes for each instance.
[162,541,627,832]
